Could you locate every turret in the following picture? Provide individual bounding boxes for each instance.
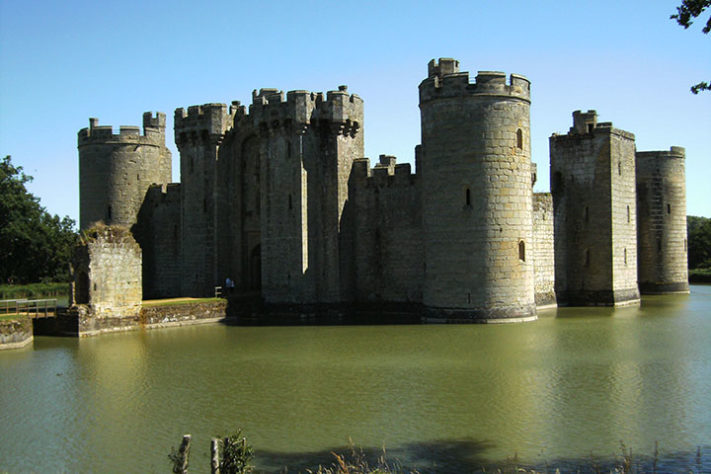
[77,112,171,230]
[636,146,689,294]
[550,111,639,306]
[419,58,536,322]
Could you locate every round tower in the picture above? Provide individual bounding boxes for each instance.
[636,146,689,293]
[419,58,536,322]
[77,112,172,230]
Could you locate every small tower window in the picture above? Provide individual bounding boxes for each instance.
[618,160,622,175]
[106,205,112,221]
[584,249,590,267]
[465,188,471,207]
[288,194,293,210]
[667,203,671,214]
[516,129,523,150]
[624,248,628,265]
[584,206,589,223]
[627,205,630,223]
[518,240,526,262]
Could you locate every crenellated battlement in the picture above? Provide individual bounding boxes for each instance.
[419,59,530,104]
[350,155,416,188]
[550,111,635,141]
[78,112,167,147]
[246,85,363,136]
[174,103,234,146]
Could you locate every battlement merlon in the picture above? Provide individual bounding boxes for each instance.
[427,58,460,78]
[174,103,234,144]
[350,156,416,187]
[248,86,363,136]
[419,62,530,104]
[550,111,635,142]
[78,113,168,147]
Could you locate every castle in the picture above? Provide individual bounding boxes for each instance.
[72,58,689,324]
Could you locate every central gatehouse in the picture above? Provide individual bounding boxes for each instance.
[70,58,688,332]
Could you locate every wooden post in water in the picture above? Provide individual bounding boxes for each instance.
[211,437,221,473]
[173,434,192,473]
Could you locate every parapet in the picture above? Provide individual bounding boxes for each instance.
[247,85,363,136]
[78,112,167,147]
[350,155,416,187]
[174,103,234,145]
[419,59,530,103]
[145,183,181,204]
[551,110,635,141]
[637,146,686,161]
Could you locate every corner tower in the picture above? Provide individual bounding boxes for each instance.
[636,147,689,293]
[77,112,171,230]
[419,58,536,322]
[550,111,640,306]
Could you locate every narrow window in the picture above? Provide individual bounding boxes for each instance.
[624,248,628,265]
[627,205,630,223]
[657,239,662,252]
[584,206,589,222]
[516,128,523,150]
[587,124,594,134]
[190,156,194,173]
[137,173,140,181]
[519,240,526,262]
[465,188,471,206]
[584,249,590,267]
[203,198,207,213]
[287,140,292,158]
[667,203,671,214]
[618,160,622,175]
[107,205,112,220]
[288,194,293,210]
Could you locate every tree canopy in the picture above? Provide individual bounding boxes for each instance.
[688,215,711,269]
[0,155,78,284]
[671,0,710,93]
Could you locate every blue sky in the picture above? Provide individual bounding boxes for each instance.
[1,0,709,220]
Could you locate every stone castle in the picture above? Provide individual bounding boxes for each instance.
[72,58,689,324]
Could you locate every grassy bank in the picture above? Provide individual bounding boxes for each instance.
[0,282,69,300]
[690,268,711,283]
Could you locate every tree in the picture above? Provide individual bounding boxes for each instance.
[0,155,78,283]
[671,0,711,93]
[688,215,711,269]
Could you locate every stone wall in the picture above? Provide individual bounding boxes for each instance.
[134,183,182,299]
[349,156,423,305]
[78,112,171,230]
[533,193,556,307]
[70,225,142,318]
[636,147,689,293]
[0,316,33,350]
[72,300,226,336]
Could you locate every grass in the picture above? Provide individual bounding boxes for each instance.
[0,282,68,300]
[142,297,225,308]
[689,267,711,283]
[0,314,28,322]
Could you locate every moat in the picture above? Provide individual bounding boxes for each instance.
[1,286,710,472]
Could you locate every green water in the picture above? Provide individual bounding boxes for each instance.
[1,286,710,473]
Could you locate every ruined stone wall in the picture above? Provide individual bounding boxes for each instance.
[70,226,142,320]
[419,59,535,321]
[0,317,33,350]
[533,193,556,307]
[134,183,182,299]
[175,104,234,296]
[78,112,171,230]
[349,157,423,305]
[636,147,689,293]
[550,111,639,306]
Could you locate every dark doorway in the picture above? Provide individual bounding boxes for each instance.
[75,271,89,304]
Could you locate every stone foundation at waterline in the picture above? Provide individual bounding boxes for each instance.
[0,317,33,350]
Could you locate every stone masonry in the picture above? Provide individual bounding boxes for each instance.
[76,59,688,323]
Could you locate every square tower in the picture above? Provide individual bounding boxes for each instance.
[550,111,640,306]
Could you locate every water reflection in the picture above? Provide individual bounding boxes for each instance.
[0,286,710,472]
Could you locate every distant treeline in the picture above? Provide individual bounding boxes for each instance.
[688,215,711,283]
